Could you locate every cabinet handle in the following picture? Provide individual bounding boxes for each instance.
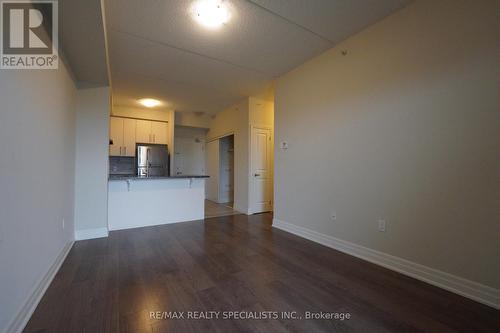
[124,147,127,155]
[119,147,122,155]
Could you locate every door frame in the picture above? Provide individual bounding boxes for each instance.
[206,131,235,143]
[206,132,235,203]
[248,124,273,215]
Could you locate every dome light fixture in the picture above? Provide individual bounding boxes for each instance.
[138,98,161,108]
[192,0,230,29]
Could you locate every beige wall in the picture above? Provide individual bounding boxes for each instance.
[0,61,77,332]
[274,0,500,291]
[207,99,250,213]
[249,97,274,128]
[74,87,110,238]
[174,126,208,176]
[175,112,211,128]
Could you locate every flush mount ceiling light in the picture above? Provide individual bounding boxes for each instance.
[138,98,161,108]
[192,0,230,29]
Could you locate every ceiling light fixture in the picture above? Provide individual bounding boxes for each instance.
[138,98,161,108]
[192,0,230,29]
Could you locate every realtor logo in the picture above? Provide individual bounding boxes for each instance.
[1,0,58,69]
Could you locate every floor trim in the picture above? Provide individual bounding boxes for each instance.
[233,204,251,215]
[6,241,74,333]
[272,218,500,310]
[74,227,109,240]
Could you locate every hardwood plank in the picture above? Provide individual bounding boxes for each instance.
[23,213,500,333]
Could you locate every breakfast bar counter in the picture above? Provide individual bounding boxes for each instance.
[108,175,208,231]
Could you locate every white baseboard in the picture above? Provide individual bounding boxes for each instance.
[233,204,251,215]
[272,218,500,310]
[6,241,74,333]
[75,227,109,240]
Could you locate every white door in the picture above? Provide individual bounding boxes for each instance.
[251,127,272,213]
[151,121,169,144]
[136,119,152,143]
[122,118,136,156]
[206,140,219,202]
[109,117,124,156]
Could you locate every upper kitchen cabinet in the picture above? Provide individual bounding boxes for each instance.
[151,121,169,144]
[136,119,169,144]
[109,117,136,157]
[136,119,152,143]
[109,117,123,156]
[122,118,136,156]
[110,115,171,157]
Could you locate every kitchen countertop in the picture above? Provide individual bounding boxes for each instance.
[109,175,209,181]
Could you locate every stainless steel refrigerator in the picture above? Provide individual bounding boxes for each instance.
[136,143,169,177]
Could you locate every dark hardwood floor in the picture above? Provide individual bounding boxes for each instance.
[24,213,499,333]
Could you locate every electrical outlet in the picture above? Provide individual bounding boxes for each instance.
[378,219,386,232]
[330,211,337,221]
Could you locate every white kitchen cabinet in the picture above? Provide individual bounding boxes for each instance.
[151,121,169,144]
[109,117,125,156]
[109,117,137,156]
[122,118,136,156]
[135,119,169,145]
[110,116,170,156]
[135,119,152,144]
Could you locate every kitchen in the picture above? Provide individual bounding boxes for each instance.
[107,101,208,231]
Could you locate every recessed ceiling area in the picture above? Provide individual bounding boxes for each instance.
[104,0,411,114]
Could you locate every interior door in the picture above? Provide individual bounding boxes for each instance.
[109,117,123,156]
[206,140,219,202]
[251,127,272,213]
[151,121,168,144]
[122,118,136,156]
[136,119,152,143]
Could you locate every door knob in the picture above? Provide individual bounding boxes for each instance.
[254,173,260,177]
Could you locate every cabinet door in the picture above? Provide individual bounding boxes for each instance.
[123,118,136,156]
[109,117,123,156]
[151,121,169,144]
[136,119,152,143]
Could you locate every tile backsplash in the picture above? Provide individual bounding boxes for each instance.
[109,156,135,175]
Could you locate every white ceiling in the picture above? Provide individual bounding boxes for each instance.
[104,0,411,114]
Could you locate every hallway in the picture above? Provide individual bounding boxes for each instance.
[205,200,239,219]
